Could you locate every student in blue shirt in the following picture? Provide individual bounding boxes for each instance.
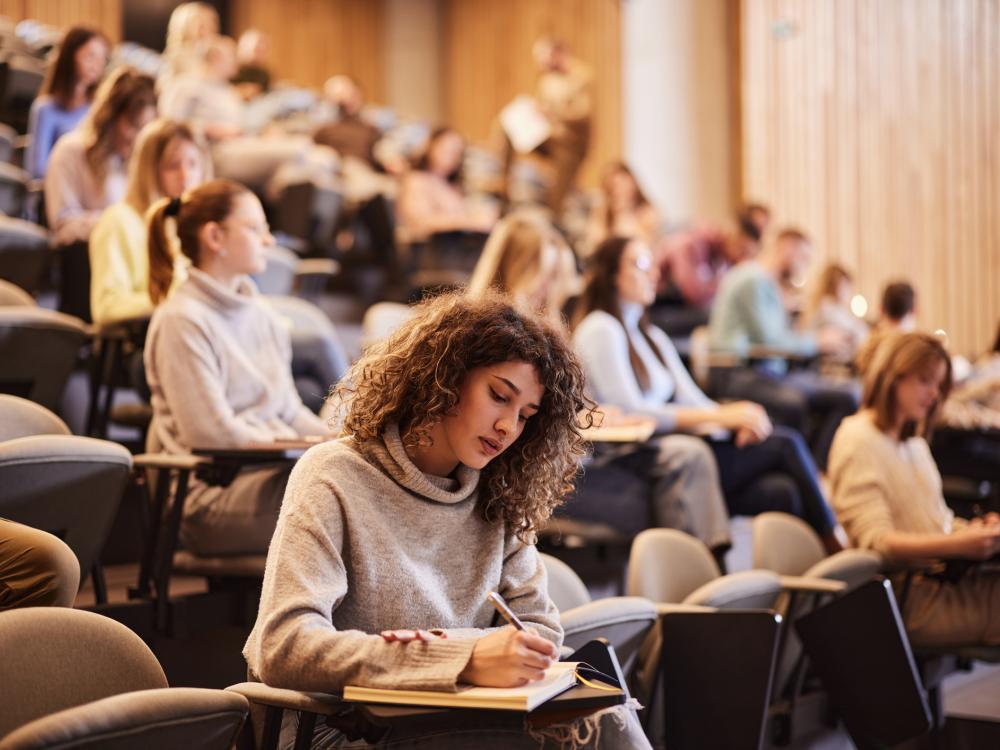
[26,26,108,179]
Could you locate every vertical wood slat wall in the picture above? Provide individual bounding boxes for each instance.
[229,0,385,103]
[442,0,621,188]
[0,0,121,42]
[741,0,999,356]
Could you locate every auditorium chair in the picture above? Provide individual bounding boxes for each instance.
[0,277,32,306]
[0,306,88,412]
[0,215,49,294]
[0,608,248,750]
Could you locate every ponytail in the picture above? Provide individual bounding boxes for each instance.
[147,178,250,305]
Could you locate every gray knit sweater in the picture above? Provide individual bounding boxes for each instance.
[243,424,563,693]
[145,267,326,456]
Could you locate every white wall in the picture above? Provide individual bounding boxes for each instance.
[384,0,443,122]
[622,0,735,225]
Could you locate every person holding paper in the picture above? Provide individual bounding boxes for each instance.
[501,38,592,216]
[245,292,652,748]
[830,332,1000,647]
[572,236,842,552]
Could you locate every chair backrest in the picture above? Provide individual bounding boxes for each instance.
[0,687,249,750]
[627,528,720,603]
[361,302,414,348]
[0,160,28,216]
[0,307,88,410]
[804,549,883,591]
[0,394,70,440]
[539,553,591,612]
[0,435,132,575]
[0,216,50,294]
[752,511,826,575]
[0,277,33,306]
[683,569,783,609]
[0,608,167,737]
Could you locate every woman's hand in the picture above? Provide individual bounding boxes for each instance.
[716,401,772,444]
[458,626,558,687]
[949,524,1000,560]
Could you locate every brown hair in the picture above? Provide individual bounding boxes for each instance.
[881,281,916,322]
[601,161,650,232]
[40,26,108,108]
[737,202,771,242]
[414,126,464,184]
[862,332,952,440]
[808,262,853,317]
[571,236,665,390]
[81,67,156,180]
[332,291,594,541]
[148,178,251,304]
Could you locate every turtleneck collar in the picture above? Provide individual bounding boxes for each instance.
[621,301,644,331]
[363,423,480,505]
[184,266,259,312]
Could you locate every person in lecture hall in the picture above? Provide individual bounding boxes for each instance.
[25,25,109,179]
[244,292,653,749]
[143,179,329,559]
[572,236,843,553]
[89,118,209,326]
[396,126,498,243]
[44,66,156,245]
[829,332,1000,647]
[469,213,734,559]
[0,521,79,611]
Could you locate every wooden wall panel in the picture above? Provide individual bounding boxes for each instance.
[741,0,1000,356]
[229,0,384,101]
[0,0,121,42]
[443,0,621,188]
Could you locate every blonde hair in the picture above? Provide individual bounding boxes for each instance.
[165,2,219,52]
[862,331,952,440]
[331,291,594,542]
[125,119,211,216]
[469,211,579,321]
[147,179,251,305]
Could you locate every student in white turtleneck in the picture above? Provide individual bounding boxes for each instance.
[572,236,842,553]
[144,178,328,557]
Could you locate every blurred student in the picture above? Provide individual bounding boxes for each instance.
[804,263,869,357]
[144,179,328,555]
[830,332,1000,646]
[44,67,156,244]
[26,26,109,179]
[0,521,79,610]
[584,162,660,253]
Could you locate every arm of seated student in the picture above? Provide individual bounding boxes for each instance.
[879,521,1000,563]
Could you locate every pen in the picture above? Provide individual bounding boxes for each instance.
[487,591,525,631]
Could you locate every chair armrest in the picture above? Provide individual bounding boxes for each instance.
[295,258,341,278]
[133,453,208,471]
[226,682,344,716]
[779,575,847,594]
[656,602,716,616]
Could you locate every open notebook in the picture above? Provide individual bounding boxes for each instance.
[343,661,579,712]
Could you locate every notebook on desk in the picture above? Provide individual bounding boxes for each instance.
[343,661,579,712]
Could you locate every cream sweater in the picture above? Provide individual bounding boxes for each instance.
[828,412,955,558]
[244,425,562,692]
[144,267,325,455]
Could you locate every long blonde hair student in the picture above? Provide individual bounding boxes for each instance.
[468,211,580,322]
[147,178,250,304]
[125,119,211,217]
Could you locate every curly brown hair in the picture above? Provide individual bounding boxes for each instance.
[333,291,595,541]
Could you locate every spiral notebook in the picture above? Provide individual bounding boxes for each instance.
[342,661,579,712]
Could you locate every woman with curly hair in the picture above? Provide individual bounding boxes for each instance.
[244,291,652,748]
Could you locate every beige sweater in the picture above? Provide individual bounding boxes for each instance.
[829,412,956,559]
[243,425,562,693]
